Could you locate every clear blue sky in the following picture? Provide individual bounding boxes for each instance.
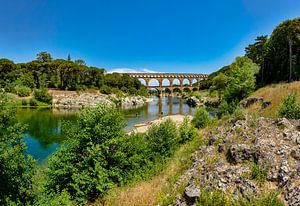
[0,0,299,74]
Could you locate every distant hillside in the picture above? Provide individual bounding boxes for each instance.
[244,81,300,117]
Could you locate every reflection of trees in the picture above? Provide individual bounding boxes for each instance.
[122,104,148,118]
[16,108,76,149]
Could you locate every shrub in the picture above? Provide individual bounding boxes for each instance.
[100,85,112,94]
[14,85,32,97]
[146,119,179,158]
[29,98,38,106]
[33,88,52,104]
[179,117,197,143]
[217,100,239,117]
[0,92,36,205]
[34,190,74,206]
[279,93,300,119]
[21,99,28,106]
[45,104,125,204]
[192,107,211,128]
[251,163,267,184]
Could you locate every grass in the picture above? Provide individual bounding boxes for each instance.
[89,131,205,206]
[244,81,300,118]
[196,190,284,206]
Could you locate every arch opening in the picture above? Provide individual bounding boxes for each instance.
[173,87,181,95]
[138,78,147,86]
[172,79,180,86]
[191,79,198,86]
[183,87,191,93]
[148,79,159,87]
[182,79,190,86]
[162,79,171,86]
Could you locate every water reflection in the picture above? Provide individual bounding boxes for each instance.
[17,96,194,162]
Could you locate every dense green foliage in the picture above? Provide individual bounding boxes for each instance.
[279,93,300,119]
[33,88,53,104]
[0,52,147,96]
[211,57,258,116]
[0,93,36,205]
[44,104,195,204]
[179,117,197,143]
[192,107,211,128]
[246,18,300,84]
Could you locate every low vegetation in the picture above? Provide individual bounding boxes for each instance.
[279,93,300,119]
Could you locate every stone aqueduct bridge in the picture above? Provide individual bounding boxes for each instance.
[124,73,209,96]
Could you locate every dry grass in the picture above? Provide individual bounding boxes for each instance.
[244,81,300,118]
[89,132,204,206]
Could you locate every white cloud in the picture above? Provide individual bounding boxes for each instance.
[107,67,160,74]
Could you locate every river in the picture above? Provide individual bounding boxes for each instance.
[16,96,195,163]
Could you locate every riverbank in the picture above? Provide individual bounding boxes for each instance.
[49,89,149,109]
[129,114,192,134]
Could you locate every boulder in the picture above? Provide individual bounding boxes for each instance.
[228,144,256,163]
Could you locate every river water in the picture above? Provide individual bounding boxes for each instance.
[16,96,194,163]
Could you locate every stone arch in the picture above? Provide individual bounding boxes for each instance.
[192,87,198,91]
[148,79,160,87]
[138,78,147,86]
[191,79,198,86]
[162,79,171,86]
[172,79,180,86]
[182,79,190,86]
[164,88,172,95]
[173,87,182,94]
[183,87,191,93]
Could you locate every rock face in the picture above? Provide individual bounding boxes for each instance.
[240,97,271,109]
[185,96,219,108]
[171,115,300,206]
[51,91,148,109]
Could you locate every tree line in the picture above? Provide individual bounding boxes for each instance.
[201,17,300,89]
[0,52,147,96]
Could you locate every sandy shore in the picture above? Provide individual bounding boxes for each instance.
[129,114,192,134]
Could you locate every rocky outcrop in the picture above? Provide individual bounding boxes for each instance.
[171,115,300,206]
[51,91,148,109]
[185,96,219,108]
[240,97,271,109]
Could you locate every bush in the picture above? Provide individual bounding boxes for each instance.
[45,104,125,204]
[100,85,112,94]
[145,119,179,157]
[251,163,267,184]
[0,92,36,205]
[217,100,239,117]
[14,85,32,97]
[29,98,38,106]
[179,117,197,143]
[279,93,300,119]
[192,107,211,128]
[21,99,28,106]
[33,88,52,104]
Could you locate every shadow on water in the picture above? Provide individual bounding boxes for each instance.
[16,96,194,163]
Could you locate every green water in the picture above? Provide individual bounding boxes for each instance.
[17,96,194,163]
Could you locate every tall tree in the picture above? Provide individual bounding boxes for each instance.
[37,51,53,63]
[245,35,268,83]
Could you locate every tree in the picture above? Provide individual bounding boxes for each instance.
[223,57,259,103]
[67,54,72,61]
[211,73,229,99]
[45,104,125,203]
[245,35,268,83]
[264,18,300,83]
[37,52,53,63]
[74,59,86,66]
[0,92,36,205]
